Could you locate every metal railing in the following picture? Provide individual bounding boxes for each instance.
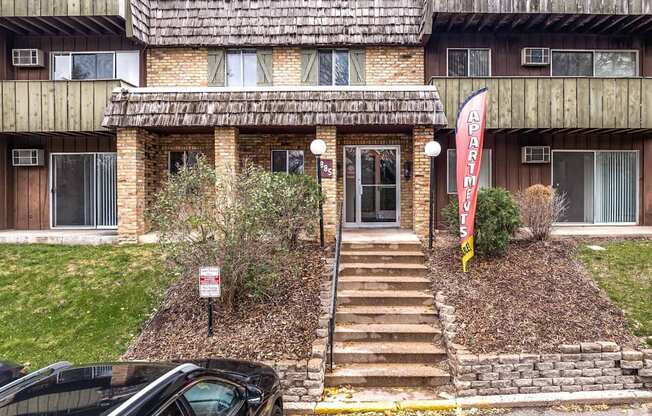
[327,202,344,372]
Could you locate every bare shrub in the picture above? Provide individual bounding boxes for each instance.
[148,158,321,310]
[516,184,568,241]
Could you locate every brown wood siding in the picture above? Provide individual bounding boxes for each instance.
[425,33,651,78]
[4,134,116,230]
[3,33,143,83]
[434,130,652,227]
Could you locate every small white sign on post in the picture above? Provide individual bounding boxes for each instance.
[199,267,221,298]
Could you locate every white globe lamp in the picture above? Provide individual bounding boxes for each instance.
[424,140,441,158]
[310,139,327,156]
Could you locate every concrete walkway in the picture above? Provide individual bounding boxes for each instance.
[0,229,118,245]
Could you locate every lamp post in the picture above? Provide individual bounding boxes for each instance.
[424,140,441,250]
[310,139,327,248]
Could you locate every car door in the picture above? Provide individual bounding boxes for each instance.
[155,379,246,416]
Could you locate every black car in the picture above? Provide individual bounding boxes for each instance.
[0,361,25,387]
[0,359,283,416]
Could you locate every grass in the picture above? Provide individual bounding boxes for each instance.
[578,240,652,347]
[0,244,174,370]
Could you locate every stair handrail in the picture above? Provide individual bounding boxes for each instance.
[327,201,344,372]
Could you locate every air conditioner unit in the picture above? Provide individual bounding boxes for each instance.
[521,48,550,66]
[12,149,44,166]
[12,49,44,67]
[522,146,551,164]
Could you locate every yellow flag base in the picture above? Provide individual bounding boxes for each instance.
[461,236,474,273]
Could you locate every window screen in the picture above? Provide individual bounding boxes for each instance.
[551,51,593,76]
[447,149,492,194]
[272,150,304,174]
[319,50,349,86]
[594,51,637,77]
[448,49,490,77]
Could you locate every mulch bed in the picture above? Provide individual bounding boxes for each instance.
[428,235,639,354]
[123,242,328,362]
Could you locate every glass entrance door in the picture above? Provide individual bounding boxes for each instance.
[344,146,400,227]
[51,153,117,229]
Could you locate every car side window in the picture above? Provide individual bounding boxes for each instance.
[183,381,240,416]
[158,401,185,416]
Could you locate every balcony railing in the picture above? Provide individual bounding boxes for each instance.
[0,80,129,133]
[0,0,120,16]
[429,77,652,130]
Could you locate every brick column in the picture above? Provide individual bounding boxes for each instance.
[214,127,240,175]
[117,128,149,243]
[316,126,337,242]
[413,125,434,243]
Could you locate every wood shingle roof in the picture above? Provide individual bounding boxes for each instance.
[103,86,448,128]
[128,0,426,46]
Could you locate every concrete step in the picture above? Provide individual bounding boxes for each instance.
[340,250,425,264]
[333,341,446,364]
[337,275,431,291]
[337,290,433,306]
[336,305,437,324]
[334,323,442,343]
[339,263,428,277]
[341,242,423,252]
[325,363,450,388]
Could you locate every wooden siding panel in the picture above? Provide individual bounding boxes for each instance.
[0,0,119,15]
[14,82,28,131]
[28,81,42,131]
[431,76,649,129]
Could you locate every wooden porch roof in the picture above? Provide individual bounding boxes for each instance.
[102,86,448,128]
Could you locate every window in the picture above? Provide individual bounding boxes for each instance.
[447,149,492,194]
[169,150,203,174]
[271,150,304,174]
[319,50,349,86]
[226,50,257,87]
[51,51,140,85]
[551,50,638,77]
[183,381,240,416]
[447,49,491,77]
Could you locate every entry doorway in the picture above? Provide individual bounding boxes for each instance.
[552,150,638,225]
[343,146,400,227]
[50,153,118,229]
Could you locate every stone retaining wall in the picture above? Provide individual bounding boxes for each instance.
[263,260,331,405]
[435,292,652,397]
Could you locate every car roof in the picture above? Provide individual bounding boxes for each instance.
[0,362,179,416]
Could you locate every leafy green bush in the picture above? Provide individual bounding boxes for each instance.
[148,158,321,309]
[442,187,521,256]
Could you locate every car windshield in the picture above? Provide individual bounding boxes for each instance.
[0,364,173,416]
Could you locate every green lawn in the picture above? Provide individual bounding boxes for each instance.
[579,240,652,347]
[0,244,174,370]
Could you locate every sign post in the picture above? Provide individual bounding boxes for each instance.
[199,266,221,337]
[455,88,488,272]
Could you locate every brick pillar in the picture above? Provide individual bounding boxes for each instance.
[214,127,240,174]
[316,126,337,242]
[413,125,434,243]
[117,128,149,243]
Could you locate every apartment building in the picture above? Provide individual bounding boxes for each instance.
[0,0,650,243]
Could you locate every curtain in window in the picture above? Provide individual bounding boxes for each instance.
[469,49,490,76]
[448,49,467,77]
[595,152,637,223]
[447,149,491,193]
[226,51,242,86]
[318,50,333,86]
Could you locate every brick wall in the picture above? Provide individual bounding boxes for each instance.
[147,48,209,87]
[239,134,317,175]
[336,134,414,229]
[272,48,302,86]
[366,46,424,85]
[412,126,434,242]
[153,133,216,193]
[145,46,425,87]
[435,292,652,396]
[117,127,159,243]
